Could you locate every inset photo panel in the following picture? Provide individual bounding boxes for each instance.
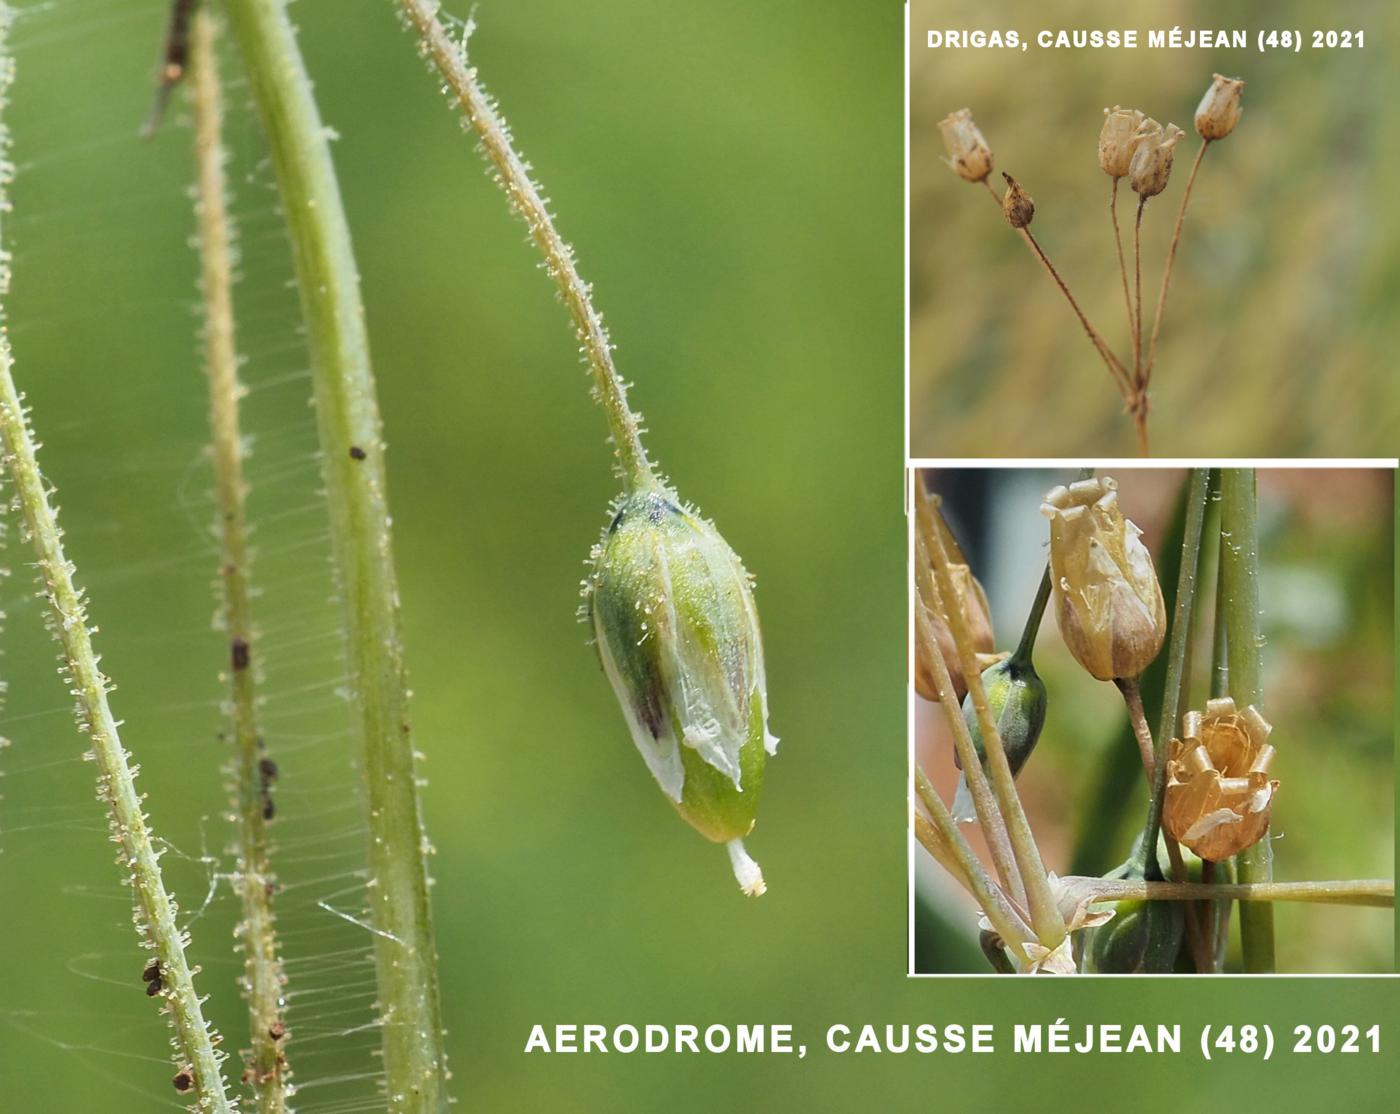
[909,0,1398,457]
[909,465,1395,975]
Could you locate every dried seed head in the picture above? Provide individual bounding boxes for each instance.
[586,487,777,894]
[1098,106,1146,178]
[1163,698,1277,861]
[939,108,994,182]
[1041,476,1166,682]
[1001,173,1034,229]
[1195,73,1245,140]
[914,499,996,703]
[1129,120,1185,198]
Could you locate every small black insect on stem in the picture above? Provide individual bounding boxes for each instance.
[141,0,200,140]
[142,957,164,997]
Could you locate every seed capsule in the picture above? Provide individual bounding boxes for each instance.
[913,493,996,704]
[1083,857,1185,974]
[1041,477,1166,682]
[951,655,1048,821]
[1129,119,1185,198]
[938,108,994,183]
[1163,698,1276,861]
[1001,173,1034,229]
[1195,73,1244,141]
[1098,106,1146,178]
[587,486,777,895]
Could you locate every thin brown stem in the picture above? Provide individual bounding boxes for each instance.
[1110,178,1135,368]
[1144,140,1210,388]
[1133,195,1146,382]
[1021,228,1135,401]
[1114,677,1156,786]
[1132,406,1150,457]
[979,180,1134,404]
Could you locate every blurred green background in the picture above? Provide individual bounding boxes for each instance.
[0,3,1395,1113]
[916,469,1394,974]
[911,0,1400,455]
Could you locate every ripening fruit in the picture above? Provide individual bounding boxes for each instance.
[586,486,778,895]
[951,654,1048,821]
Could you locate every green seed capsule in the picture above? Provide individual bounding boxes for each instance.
[586,487,777,895]
[951,655,1047,821]
[1082,845,1188,974]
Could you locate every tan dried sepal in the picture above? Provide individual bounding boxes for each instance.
[938,107,994,183]
[914,562,997,702]
[1041,476,1167,682]
[1129,120,1185,198]
[1163,697,1277,862]
[1098,105,1146,178]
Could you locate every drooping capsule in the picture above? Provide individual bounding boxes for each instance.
[586,486,777,895]
[951,649,1048,821]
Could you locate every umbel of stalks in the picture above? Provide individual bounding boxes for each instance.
[1195,74,1245,140]
[1129,119,1185,198]
[1098,105,1145,178]
[1042,477,1166,682]
[938,107,993,182]
[588,487,779,896]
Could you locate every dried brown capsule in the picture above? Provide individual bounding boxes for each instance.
[1001,173,1034,229]
[939,108,994,183]
[1163,698,1276,861]
[1129,120,1185,198]
[1098,106,1146,178]
[914,500,997,703]
[1195,73,1245,140]
[1041,477,1166,682]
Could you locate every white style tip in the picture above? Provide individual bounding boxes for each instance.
[726,838,767,897]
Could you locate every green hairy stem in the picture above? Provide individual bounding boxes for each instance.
[0,9,232,1107]
[221,0,449,1107]
[189,9,290,1109]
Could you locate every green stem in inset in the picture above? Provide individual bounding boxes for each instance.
[912,491,1020,905]
[1219,467,1275,972]
[221,1,449,1106]
[1205,469,1232,967]
[1079,878,1392,909]
[392,0,653,490]
[0,10,231,1107]
[1136,468,1211,881]
[189,10,289,1109]
[1011,565,1051,666]
[913,771,1030,952]
[923,508,1065,948]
